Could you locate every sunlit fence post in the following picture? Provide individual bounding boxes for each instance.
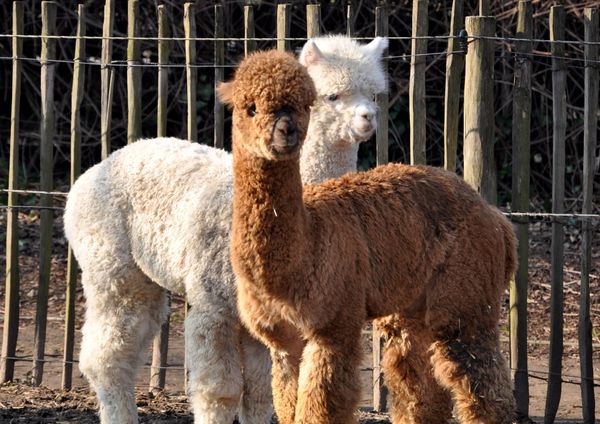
[63,3,86,391]
[510,1,533,420]
[34,0,57,386]
[1,0,24,384]
[579,7,599,423]
[463,16,496,204]
[545,6,567,422]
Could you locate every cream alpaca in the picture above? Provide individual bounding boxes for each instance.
[63,35,387,424]
[225,51,516,424]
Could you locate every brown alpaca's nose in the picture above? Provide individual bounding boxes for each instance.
[276,117,297,139]
[270,115,299,155]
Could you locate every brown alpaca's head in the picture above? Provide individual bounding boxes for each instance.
[218,50,317,160]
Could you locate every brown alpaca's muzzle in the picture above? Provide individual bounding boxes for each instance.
[269,112,299,156]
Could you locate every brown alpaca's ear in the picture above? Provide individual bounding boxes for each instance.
[216,82,234,108]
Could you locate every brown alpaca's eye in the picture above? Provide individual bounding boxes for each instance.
[326,94,339,102]
[247,104,257,117]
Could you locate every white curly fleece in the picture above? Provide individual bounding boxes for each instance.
[64,35,388,424]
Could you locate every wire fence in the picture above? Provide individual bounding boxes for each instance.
[1,32,600,45]
[1,33,600,63]
[1,356,598,388]
[3,197,600,224]
[0,34,461,42]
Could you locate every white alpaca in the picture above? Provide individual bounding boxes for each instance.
[64,35,388,424]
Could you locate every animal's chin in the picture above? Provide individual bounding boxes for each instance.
[267,143,301,159]
[348,126,375,143]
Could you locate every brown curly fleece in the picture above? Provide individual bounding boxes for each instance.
[217,50,315,161]
[224,50,516,424]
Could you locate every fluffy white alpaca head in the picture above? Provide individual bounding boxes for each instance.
[299,35,388,145]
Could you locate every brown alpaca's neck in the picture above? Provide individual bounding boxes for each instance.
[231,145,308,293]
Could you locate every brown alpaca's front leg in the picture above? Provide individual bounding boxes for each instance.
[377,316,452,424]
[294,331,363,424]
[248,321,305,424]
[430,328,515,424]
[271,347,302,424]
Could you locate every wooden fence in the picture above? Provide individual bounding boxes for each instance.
[0,1,598,422]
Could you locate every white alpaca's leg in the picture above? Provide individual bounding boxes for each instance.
[239,327,273,424]
[79,269,168,424]
[185,303,243,424]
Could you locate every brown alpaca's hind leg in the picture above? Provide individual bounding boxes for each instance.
[430,328,515,424]
[294,329,363,424]
[378,317,452,424]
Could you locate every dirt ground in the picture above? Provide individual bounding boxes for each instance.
[0,209,599,423]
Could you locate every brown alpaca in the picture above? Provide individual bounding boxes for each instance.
[221,50,516,424]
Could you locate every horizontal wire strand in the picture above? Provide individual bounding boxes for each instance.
[0,34,458,42]
[0,56,235,68]
[2,355,598,387]
[1,41,597,67]
[2,189,68,197]
[0,33,598,46]
[2,204,599,225]
[1,53,597,68]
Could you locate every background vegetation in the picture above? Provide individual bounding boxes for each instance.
[0,0,597,211]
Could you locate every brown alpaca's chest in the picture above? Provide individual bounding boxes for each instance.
[236,271,343,342]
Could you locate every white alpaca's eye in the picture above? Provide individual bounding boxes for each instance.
[247,104,257,117]
[326,94,339,102]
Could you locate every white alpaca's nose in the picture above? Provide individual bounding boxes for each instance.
[356,104,375,123]
[360,111,374,122]
[349,101,377,141]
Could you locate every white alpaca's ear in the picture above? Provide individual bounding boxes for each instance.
[300,40,324,66]
[216,82,234,108]
[363,37,389,59]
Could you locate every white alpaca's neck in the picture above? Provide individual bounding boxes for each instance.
[300,130,359,185]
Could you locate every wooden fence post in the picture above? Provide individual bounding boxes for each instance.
[184,3,197,142]
[479,0,490,16]
[346,3,354,37]
[463,16,496,204]
[306,4,321,39]
[34,0,57,386]
[101,0,114,159]
[149,4,171,394]
[579,7,598,423]
[149,301,170,393]
[63,3,86,391]
[375,5,389,167]
[214,4,224,149]
[1,1,24,384]
[183,3,196,389]
[372,4,389,413]
[127,0,141,144]
[544,6,566,423]
[157,5,170,138]
[443,0,464,172]
[409,0,428,165]
[244,5,255,56]
[277,4,291,52]
[509,1,532,419]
